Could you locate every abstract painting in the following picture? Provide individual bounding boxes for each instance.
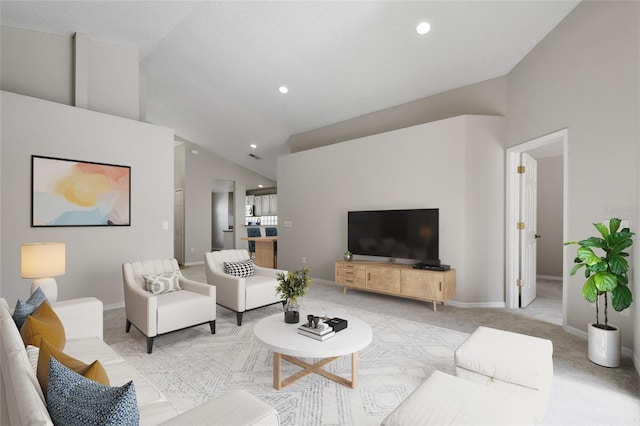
[31,155,131,227]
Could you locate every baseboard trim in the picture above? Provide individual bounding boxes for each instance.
[104,301,125,311]
[537,275,562,281]
[446,300,506,309]
[183,261,205,266]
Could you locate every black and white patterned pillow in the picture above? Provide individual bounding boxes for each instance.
[142,272,182,295]
[224,259,255,278]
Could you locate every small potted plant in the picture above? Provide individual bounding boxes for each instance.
[343,250,353,261]
[565,218,634,367]
[276,266,312,323]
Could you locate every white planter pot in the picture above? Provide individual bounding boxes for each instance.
[587,322,621,367]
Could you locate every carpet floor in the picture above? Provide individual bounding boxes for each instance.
[104,268,639,425]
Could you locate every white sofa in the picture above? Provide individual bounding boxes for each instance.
[205,249,286,326]
[381,370,535,425]
[0,296,280,426]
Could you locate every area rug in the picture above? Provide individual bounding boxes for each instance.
[109,299,469,425]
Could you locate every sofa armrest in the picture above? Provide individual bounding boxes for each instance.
[254,265,287,278]
[52,297,103,341]
[206,269,245,312]
[159,390,280,426]
[179,277,216,304]
[124,284,158,337]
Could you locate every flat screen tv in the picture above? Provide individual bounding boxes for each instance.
[348,208,439,265]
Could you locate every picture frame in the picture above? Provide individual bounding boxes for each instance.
[31,155,131,227]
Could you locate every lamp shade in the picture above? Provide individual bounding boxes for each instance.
[21,242,66,279]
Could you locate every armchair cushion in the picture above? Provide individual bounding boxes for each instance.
[224,259,255,278]
[20,301,66,350]
[143,272,182,295]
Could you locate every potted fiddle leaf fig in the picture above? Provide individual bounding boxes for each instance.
[276,266,312,324]
[565,218,634,367]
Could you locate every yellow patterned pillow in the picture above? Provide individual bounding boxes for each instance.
[20,301,66,350]
[37,338,109,399]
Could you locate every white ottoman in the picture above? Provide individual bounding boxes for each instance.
[381,370,535,425]
[454,326,553,421]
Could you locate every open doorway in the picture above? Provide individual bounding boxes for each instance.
[505,129,568,326]
[211,179,235,251]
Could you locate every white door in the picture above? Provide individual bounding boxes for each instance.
[519,153,538,307]
[174,189,184,265]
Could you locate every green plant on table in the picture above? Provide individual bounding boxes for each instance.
[276,266,312,305]
[564,218,634,329]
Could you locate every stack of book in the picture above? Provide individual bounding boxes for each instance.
[297,323,335,341]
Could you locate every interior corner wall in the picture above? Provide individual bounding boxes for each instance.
[182,141,275,265]
[277,115,505,305]
[0,91,174,307]
[506,0,639,350]
[635,0,640,373]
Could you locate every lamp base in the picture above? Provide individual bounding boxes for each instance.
[31,277,57,302]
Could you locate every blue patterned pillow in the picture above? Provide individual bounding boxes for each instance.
[224,259,255,278]
[47,357,139,426]
[12,287,47,329]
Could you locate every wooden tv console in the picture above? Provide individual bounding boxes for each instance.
[335,260,456,312]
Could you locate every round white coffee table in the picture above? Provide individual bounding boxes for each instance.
[254,312,373,390]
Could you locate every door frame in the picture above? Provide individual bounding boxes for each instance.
[505,129,569,317]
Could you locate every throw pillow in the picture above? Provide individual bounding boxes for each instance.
[47,357,139,426]
[224,259,255,278]
[142,272,182,295]
[20,301,66,350]
[12,287,47,329]
[37,338,109,399]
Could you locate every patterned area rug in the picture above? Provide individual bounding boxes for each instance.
[110,299,468,425]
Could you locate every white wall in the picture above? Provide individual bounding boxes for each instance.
[1,27,73,106]
[536,156,563,277]
[0,91,174,307]
[278,115,505,305]
[507,1,638,349]
[87,38,139,120]
[289,76,507,152]
[1,26,139,120]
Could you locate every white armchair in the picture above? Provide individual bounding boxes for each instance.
[205,249,286,326]
[122,259,216,353]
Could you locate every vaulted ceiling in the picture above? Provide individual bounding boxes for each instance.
[1,1,579,182]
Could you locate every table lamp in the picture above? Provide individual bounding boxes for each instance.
[21,242,66,302]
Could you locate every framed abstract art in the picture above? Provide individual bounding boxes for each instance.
[31,155,131,227]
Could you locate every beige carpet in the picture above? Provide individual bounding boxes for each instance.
[103,265,639,425]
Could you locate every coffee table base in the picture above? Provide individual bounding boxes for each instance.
[273,352,359,390]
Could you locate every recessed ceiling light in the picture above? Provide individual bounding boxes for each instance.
[258,184,264,188]
[416,22,431,35]
[250,144,257,149]
[278,86,289,94]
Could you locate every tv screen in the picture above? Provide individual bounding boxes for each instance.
[348,209,439,263]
